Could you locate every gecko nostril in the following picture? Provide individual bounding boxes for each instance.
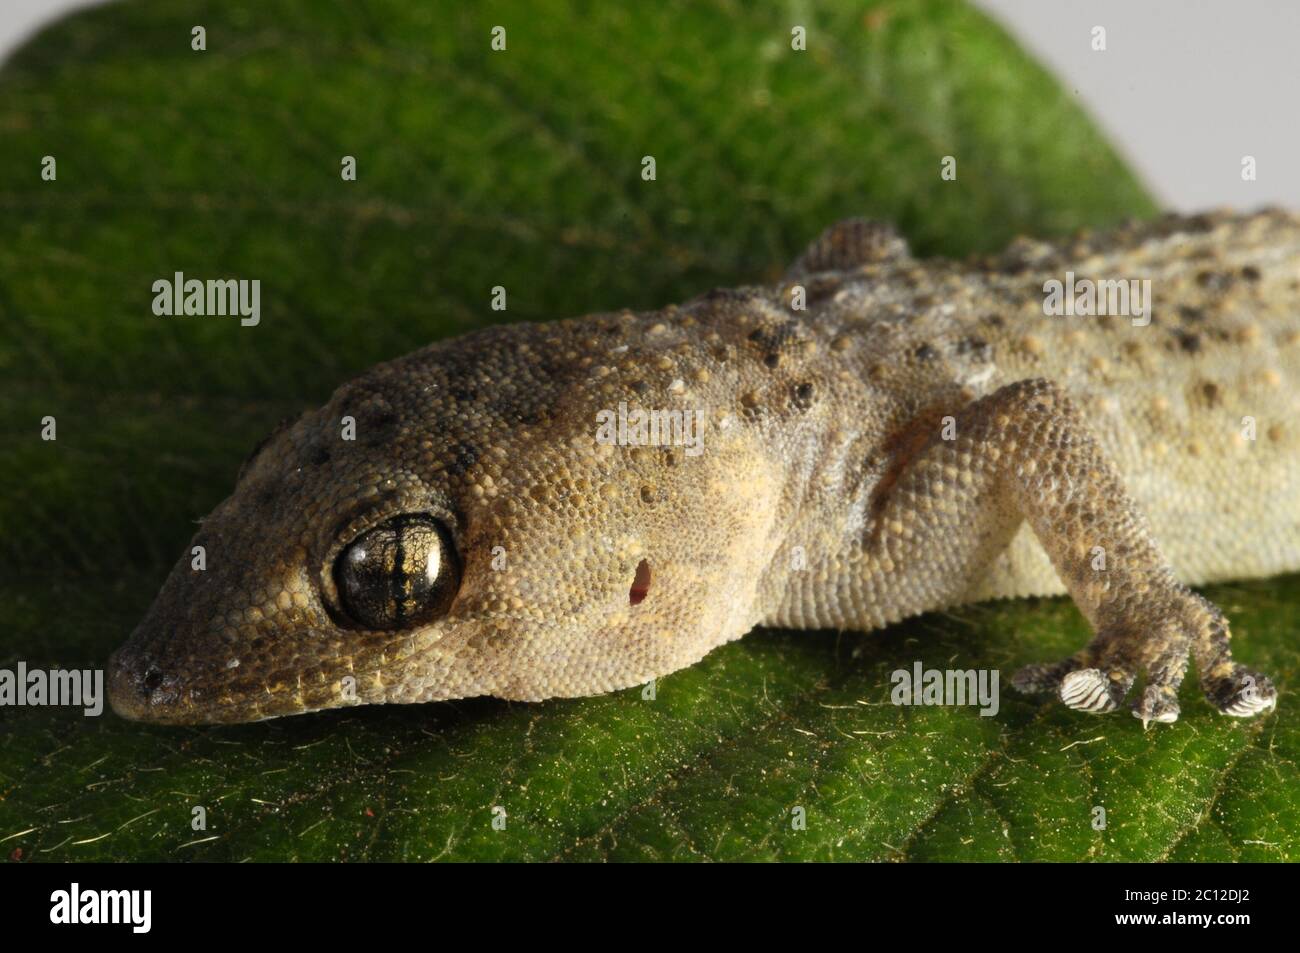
[142,666,164,695]
[629,559,652,605]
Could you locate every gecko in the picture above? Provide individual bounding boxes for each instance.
[108,209,1296,726]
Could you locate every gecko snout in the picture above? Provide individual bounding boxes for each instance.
[109,643,240,724]
[107,644,168,722]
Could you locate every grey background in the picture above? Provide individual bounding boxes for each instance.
[2,0,1296,211]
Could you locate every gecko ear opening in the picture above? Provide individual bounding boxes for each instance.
[629,559,652,605]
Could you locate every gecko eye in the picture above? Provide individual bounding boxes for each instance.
[334,516,460,629]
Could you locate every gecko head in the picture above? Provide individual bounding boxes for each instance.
[109,320,779,724]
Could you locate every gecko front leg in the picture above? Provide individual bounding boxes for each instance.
[855,378,1277,725]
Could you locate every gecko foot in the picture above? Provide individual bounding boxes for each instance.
[1013,595,1279,724]
[1204,665,1278,717]
[1131,683,1181,727]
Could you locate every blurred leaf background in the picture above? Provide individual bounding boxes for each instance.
[0,0,1294,861]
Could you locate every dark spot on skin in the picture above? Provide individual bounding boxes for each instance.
[1201,381,1221,405]
[450,385,478,403]
[447,441,481,477]
[793,382,815,409]
[956,335,990,358]
[747,321,799,352]
[712,345,731,363]
[763,352,780,368]
[629,559,652,605]
[1178,305,1206,324]
[1241,265,1262,282]
[982,314,1005,328]
[1196,270,1234,292]
[142,666,163,694]
[628,379,650,395]
[914,343,937,362]
[310,446,331,467]
[1172,329,1203,354]
[639,485,656,504]
[360,408,399,446]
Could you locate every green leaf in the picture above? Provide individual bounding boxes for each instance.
[1,0,1292,862]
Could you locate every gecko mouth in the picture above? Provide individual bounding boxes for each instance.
[107,619,424,724]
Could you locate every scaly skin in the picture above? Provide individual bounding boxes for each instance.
[108,210,1295,725]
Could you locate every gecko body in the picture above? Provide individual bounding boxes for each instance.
[109,210,1297,724]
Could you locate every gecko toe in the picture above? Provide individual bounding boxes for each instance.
[1011,659,1081,695]
[1059,668,1124,714]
